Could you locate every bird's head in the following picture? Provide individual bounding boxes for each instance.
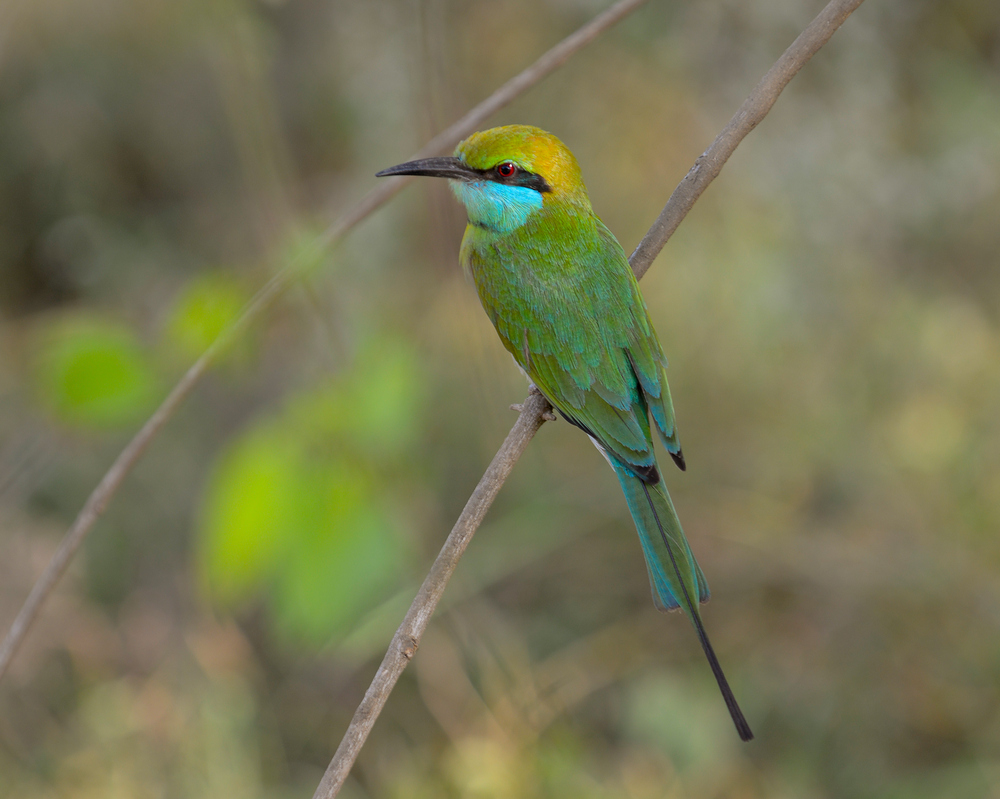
[376,125,589,233]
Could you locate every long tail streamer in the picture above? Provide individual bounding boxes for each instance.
[638,480,753,741]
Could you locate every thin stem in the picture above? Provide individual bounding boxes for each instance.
[312,391,553,799]
[630,0,868,279]
[0,0,652,683]
[314,0,867,795]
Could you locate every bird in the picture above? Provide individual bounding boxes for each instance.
[377,124,752,741]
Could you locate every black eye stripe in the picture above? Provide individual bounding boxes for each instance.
[479,164,552,193]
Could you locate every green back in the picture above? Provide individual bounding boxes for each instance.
[460,199,682,477]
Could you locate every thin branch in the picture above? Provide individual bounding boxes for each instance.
[314,0,867,795]
[312,390,553,799]
[0,0,652,683]
[321,0,653,252]
[630,0,868,279]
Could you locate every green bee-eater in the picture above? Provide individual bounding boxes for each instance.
[377,125,752,741]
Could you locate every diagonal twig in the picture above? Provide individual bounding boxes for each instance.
[312,0,867,795]
[0,0,653,683]
[630,0,867,279]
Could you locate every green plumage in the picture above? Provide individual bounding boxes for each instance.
[462,199,684,483]
[459,168,715,608]
[376,124,752,741]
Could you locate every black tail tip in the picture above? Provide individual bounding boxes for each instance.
[671,448,686,471]
[718,678,754,741]
[733,710,754,742]
[721,680,754,742]
[691,615,753,741]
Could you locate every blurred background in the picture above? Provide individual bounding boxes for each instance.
[1,0,999,796]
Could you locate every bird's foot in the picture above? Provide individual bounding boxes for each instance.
[527,385,557,420]
[511,386,557,421]
[510,402,557,423]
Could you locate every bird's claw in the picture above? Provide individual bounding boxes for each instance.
[527,384,557,420]
[510,394,557,422]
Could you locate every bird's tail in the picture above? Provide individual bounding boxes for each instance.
[611,459,754,742]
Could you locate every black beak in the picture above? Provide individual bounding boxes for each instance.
[375,156,480,181]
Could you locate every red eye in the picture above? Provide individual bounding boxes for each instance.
[496,161,516,178]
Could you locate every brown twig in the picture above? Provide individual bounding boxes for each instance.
[313,0,867,795]
[312,390,553,799]
[0,0,652,683]
[630,0,868,279]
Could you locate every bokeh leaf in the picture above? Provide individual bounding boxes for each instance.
[33,315,157,428]
[198,340,424,645]
[199,428,298,603]
[272,460,403,643]
[164,272,252,363]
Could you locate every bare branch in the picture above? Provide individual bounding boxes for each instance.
[630,0,867,279]
[314,0,867,795]
[325,0,653,251]
[0,0,652,683]
[0,348,212,682]
[312,390,552,799]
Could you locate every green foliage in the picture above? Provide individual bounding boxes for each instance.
[164,272,251,362]
[32,316,158,429]
[198,340,424,645]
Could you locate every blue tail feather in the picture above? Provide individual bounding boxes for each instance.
[610,457,753,742]
[611,459,708,610]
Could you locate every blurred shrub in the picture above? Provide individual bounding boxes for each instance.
[197,338,425,645]
[164,271,252,363]
[31,314,158,428]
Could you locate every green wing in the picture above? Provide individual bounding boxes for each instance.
[464,208,682,476]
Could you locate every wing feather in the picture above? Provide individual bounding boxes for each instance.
[463,205,683,472]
